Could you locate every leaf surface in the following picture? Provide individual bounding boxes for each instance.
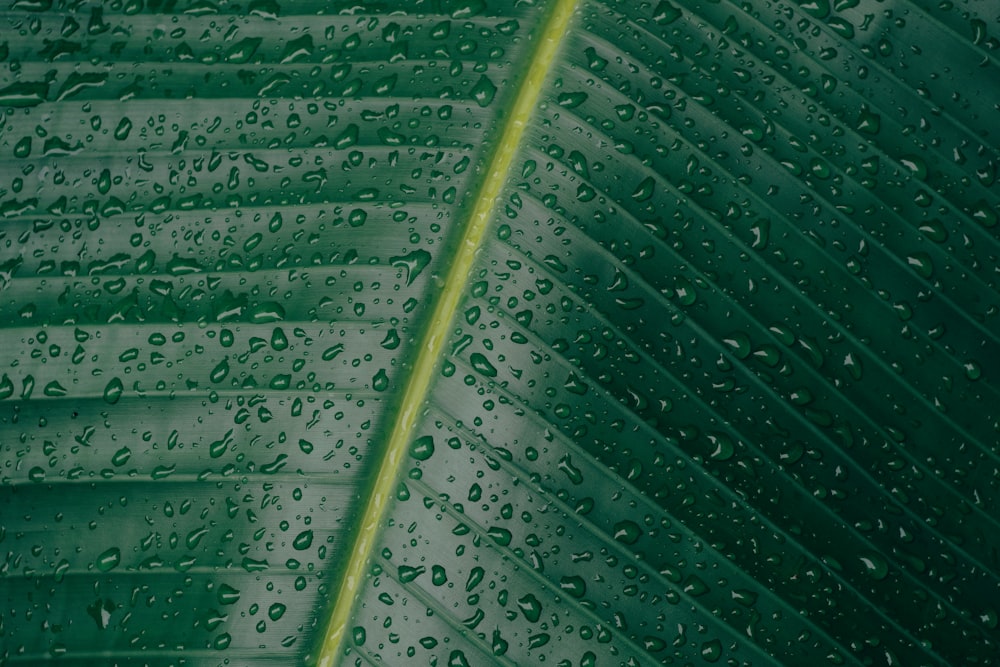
[1,1,998,666]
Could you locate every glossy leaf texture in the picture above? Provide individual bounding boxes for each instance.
[341,0,1000,666]
[2,0,998,666]
[0,0,547,664]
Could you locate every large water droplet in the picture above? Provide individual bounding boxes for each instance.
[517,593,542,622]
[95,547,121,572]
[292,530,313,551]
[372,369,390,392]
[390,249,431,286]
[470,75,497,107]
[411,435,435,461]
[470,352,498,377]
[103,377,123,405]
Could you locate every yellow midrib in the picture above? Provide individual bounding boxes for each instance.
[314,1,579,665]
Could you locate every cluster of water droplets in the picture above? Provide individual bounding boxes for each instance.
[346,0,998,665]
[0,0,532,662]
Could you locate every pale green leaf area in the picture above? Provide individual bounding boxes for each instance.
[1,0,997,666]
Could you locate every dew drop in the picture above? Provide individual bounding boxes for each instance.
[95,547,121,572]
[372,369,390,392]
[470,352,498,377]
[103,377,123,405]
[613,519,642,545]
[292,530,313,551]
[859,552,889,580]
[411,435,435,461]
[268,602,286,621]
[470,75,497,107]
[210,358,230,384]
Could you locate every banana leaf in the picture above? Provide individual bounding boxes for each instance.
[1,0,997,666]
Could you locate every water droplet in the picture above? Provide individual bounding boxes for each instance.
[906,252,933,278]
[0,374,14,399]
[390,249,431,286]
[217,584,241,605]
[487,526,512,546]
[225,37,262,63]
[86,599,114,630]
[491,628,509,655]
[372,369,390,392]
[248,301,285,323]
[706,432,735,461]
[398,565,425,583]
[470,352,498,377]
[843,352,863,380]
[210,358,230,383]
[103,377,123,404]
[674,276,697,306]
[558,454,584,484]
[556,91,588,108]
[268,602,286,621]
[411,435,435,461]
[270,327,288,350]
[348,208,367,227]
[209,430,233,459]
[722,332,751,359]
[241,557,268,572]
[740,123,764,141]
[517,593,542,622]
[111,446,131,467]
[856,107,880,134]
[470,75,497,107]
[653,0,683,24]
[95,547,121,572]
[13,136,32,158]
[380,329,401,350]
[971,200,997,228]
[43,381,67,397]
[918,218,948,242]
[613,519,642,544]
[632,176,655,201]
[291,529,314,551]
[564,372,588,395]
[899,154,927,180]
[559,575,587,598]
[859,552,889,580]
[701,638,723,662]
[333,124,359,150]
[322,344,344,361]
[584,46,608,70]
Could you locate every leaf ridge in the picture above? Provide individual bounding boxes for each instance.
[314,1,581,664]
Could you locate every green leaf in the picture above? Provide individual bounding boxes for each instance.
[2,1,998,666]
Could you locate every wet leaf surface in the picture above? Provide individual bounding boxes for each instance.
[2,0,998,666]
